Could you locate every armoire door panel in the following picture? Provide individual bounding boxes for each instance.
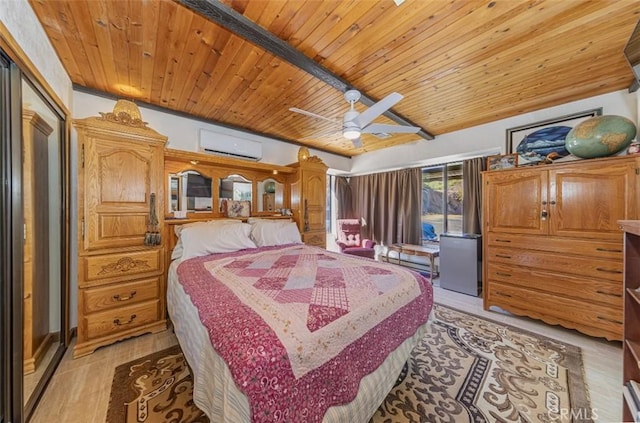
[484,170,548,235]
[549,159,638,239]
[99,213,147,238]
[84,137,161,251]
[97,150,150,204]
[86,139,155,208]
[307,206,325,231]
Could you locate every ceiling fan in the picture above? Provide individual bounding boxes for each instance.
[289,90,420,148]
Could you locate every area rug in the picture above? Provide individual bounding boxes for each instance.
[107,304,591,423]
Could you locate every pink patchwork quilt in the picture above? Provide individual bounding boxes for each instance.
[177,244,433,422]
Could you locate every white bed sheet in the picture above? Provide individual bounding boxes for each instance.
[167,260,429,422]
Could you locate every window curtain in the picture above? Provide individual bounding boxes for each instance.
[335,176,353,219]
[350,167,422,246]
[462,157,486,234]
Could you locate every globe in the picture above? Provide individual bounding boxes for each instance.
[565,115,637,159]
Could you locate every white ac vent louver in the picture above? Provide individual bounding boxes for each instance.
[198,129,262,161]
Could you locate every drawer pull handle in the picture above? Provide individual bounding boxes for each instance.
[496,272,512,277]
[596,247,622,253]
[595,290,622,298]
[495,291,512,298]
[596,267,622,274]
[495,239,511,243]
[112,291,137,302]
[596,316,622,325]
[114,314,137,326]
[495,254,512,258]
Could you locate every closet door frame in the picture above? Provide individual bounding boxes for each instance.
[0,50,24,423]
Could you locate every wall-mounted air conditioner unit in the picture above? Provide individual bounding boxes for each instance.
[198,129,263,161]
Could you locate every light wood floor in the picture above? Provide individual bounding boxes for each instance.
[29,282,622,423]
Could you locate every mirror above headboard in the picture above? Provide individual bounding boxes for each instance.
[164,148,296,220]
[168,170,213,213]
[257,177,285,212]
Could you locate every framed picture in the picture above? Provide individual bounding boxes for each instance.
[224,200,251,218]
[506,108,602,166]
[487,153,518,170]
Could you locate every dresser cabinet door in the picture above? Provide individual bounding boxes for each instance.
[483,168,548,235]
[83,137,162,251]
[549,159,638,240]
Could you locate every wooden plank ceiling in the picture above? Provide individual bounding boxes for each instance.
[29,0,640,158]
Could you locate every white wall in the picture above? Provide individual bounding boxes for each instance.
[350,89,638,175]
[73,91,352,172]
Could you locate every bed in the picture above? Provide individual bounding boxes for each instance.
[166,219,434,422]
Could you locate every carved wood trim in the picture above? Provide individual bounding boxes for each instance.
[98,257,151,275]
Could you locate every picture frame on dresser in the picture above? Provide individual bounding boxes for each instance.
[506,108,602,166]
[486,153,517,170]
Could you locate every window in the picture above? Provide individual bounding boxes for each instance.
[421,162,463,241]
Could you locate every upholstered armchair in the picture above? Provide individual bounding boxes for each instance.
[335,219,376,259]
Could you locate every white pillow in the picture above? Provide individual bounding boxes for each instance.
[171,219,244,261]
[249,220,302,247]
[179,223,257,261]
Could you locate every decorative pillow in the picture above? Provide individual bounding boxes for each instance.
[337,223,362,247]
[224,200,251,218]
[249,220,302,247]
[172,219,244,260]
[179,223,256,261]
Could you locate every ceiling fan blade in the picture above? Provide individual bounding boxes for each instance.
[356,92,403,128]
[351,137,362,148]
[289,107,338,124]
[362,123,420,134]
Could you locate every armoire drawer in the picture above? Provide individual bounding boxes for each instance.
[486,282,622,340]
[486,233,623,260]
[84,300,160,339]
[486,262,622,306]
[487,247,623,282]
[82,277,160,313]
[81,248,162,285]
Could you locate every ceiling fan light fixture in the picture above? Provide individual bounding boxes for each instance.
[343,128,361,139]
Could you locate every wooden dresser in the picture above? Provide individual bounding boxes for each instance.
[73,105,168,358]
[482,155,639,341]
[22,110,53,373]
[289,156,328,248]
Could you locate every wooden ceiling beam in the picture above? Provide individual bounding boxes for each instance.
[175,0,435,141]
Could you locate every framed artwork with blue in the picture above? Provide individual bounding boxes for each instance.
[506,108,602,166]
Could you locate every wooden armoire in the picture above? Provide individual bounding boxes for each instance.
[22,109,53,373]
[482,155,639,341]
[73,102,168,357]
[289,154,328,248]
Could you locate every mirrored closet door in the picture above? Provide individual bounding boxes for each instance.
[21,78,68,418]
[0,44,70,423]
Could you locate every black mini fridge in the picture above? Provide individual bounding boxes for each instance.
[439,233,482,296]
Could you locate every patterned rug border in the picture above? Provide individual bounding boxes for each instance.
[432,302,592,418]
[106,344,185,423]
